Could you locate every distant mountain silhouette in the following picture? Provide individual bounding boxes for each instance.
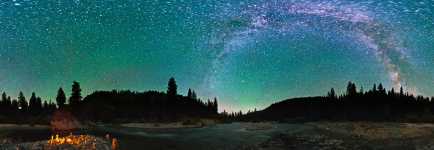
[77,89,218,122]
[243,82,434,122]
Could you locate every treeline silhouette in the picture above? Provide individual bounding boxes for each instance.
[76,78,218,122]
[0,91,57,124]
[245,81,434,122]
[0,77,218,124]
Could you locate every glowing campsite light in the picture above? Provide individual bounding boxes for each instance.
[47,133,94,146]
[47,133,119,150]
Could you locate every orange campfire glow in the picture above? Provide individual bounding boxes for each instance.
[47,133,119,150]
[47,133,95,146]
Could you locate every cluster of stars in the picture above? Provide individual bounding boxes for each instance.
[0,0,433,112]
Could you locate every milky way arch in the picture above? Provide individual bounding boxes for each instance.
[203,0,413,94]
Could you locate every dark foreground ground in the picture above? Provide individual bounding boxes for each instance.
[2,122,434,150]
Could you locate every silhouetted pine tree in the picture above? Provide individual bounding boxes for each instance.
[17,92,27,112]
[56,87,66,108]
[378,83,386,95]
[167,77,177,99]
[206,99,212,114]
[213,97,218,113]
[35,97,42,114]
[0,92,7,112]
[346,81,357,97]
[166,77,178,118]
[388,88,396,97]
[5,96,12,115]
[359,86,364,95]
[69,81,82,107]
[192,90,197,100]
[187,88,193,99]
[29,92,37,114]
[372,84,377,94]
[1,92,6,104]
[328,88,336,99]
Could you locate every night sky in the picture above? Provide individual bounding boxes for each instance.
[1,0,433,112]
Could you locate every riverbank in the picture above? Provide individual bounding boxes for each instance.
[0,135,111,150]
[3,122,434,150]
[246,122,434,150]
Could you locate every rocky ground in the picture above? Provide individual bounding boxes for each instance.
[0,135,111,150]
[3,122,434,150]
[244,122,434,150]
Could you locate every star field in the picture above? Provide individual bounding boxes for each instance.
[0,0,433,112]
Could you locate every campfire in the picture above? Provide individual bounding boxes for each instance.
[45,110,118,150]
[47,133,95,146]
[46,133,118,150]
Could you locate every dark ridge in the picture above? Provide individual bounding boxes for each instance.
[77,90,218,122]
[242,82,434,123]
[0,77,218,124]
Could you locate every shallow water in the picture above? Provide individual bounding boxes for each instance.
[96,122,296,150]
